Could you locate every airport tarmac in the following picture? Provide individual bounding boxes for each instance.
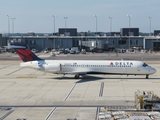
[0,53,160,120]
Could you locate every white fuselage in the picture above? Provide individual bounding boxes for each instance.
[20,60,156,76]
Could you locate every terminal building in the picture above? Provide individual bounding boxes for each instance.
[0,28,160,51]
[120,28,139,36]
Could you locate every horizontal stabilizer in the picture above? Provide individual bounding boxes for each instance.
[4,45,26,49]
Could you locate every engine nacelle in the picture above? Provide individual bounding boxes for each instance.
[44,63,61,72]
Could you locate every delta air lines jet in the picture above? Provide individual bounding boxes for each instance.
[8,45,156,79]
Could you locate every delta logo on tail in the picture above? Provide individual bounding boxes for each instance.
[16,49,42,62]
[5,44,42,62]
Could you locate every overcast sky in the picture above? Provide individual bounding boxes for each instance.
[0,0,160,33]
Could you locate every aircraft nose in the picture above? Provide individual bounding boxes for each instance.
[150,67,156,74]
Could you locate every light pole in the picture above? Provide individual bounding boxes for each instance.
[127,14,132,49]
[64,17,68,36]
[51,15,56,49]
[6,15,10,37]
[109,17,113,36]
[148,17,152,36]
[11,18,16,34]
[94,15,98,36]
[51,15,56,34]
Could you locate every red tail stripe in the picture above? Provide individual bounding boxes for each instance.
[16,49,35,62]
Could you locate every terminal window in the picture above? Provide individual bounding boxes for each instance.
[119,40,126,45]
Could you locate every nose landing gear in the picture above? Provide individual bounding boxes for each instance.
[146,74,149,79]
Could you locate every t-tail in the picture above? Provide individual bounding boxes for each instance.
[6,44,42,62]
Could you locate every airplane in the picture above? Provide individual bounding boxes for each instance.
[6,44,156,79]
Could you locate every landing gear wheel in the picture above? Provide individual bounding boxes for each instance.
[74,74,80,79]
[146,74,149,79]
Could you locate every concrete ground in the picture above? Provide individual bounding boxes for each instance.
[0,53,160,120]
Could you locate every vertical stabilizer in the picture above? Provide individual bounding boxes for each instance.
[11,44,42,62]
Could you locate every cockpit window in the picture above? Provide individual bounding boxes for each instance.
[143,63,148,67]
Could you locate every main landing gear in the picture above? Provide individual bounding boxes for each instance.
[74,74,80,79]
[146,74,149,79]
